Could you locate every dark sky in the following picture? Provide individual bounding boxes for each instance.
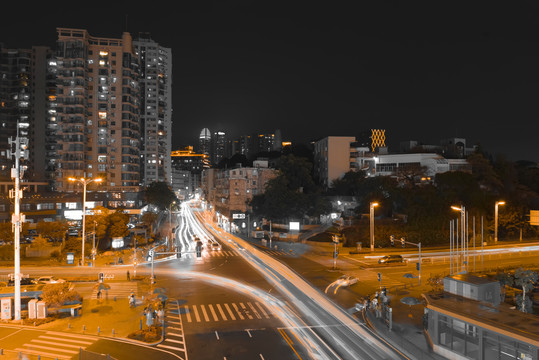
[2,1,539,161]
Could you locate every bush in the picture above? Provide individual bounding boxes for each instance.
[41,283,81,307]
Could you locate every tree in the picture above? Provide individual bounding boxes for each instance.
[251,155,328,222]
[144,182,177,211]
[41,283,81,307]
[37,221,68,243]
[513,268,538,313]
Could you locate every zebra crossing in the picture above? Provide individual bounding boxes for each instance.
[182,301,272,323]
[14,331,97,359]
[90,282,138,300]
[157,299,188,358]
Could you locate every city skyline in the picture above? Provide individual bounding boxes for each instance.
[1,1,539,162]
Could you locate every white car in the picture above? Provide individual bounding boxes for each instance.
[35,276,66,284]
[211,242,222,251]
[336,275,358,287]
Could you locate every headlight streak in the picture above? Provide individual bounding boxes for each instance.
[185,202,403,360]
[160,268,334,360]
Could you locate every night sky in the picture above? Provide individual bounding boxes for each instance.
[2,1,539,162]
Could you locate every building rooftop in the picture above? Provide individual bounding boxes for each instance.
[424,291,539,346]
[446,273,498,285]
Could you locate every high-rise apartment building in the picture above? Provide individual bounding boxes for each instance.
[0,45,55,183]
[0,45,32,180]
[211,130,225,166]
[134,34,172,186]
[54,28,141,193]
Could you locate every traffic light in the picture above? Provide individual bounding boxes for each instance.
[401,237,405,248]
[416,262,421,271]
[377,273,381,282]
[390,235,394,246]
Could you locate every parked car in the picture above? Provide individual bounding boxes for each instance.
[336,275,358,287]
[378,254,404,264]
[34,276,66,284]
[8,278,34,286]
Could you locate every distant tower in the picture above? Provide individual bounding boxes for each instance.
[199,128,211,157]
[211,131,226,166]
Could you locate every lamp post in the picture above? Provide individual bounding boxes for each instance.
[494,201,505,244]
[69,175,102,266]
[370,202,378,252]
[451,205,466,273]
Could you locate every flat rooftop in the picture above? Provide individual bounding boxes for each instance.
[424,291,539,346]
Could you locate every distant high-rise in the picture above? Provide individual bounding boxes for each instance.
[55,28,141,193]
[199,128,211,157]
[211,130,226,166]
[134,34,173,186]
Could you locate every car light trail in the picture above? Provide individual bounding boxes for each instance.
[183,202,406,360]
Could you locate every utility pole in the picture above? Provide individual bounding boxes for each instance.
[9,132,28,321]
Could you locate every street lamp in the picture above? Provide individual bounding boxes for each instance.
[68,175,102,266]
[370,202,378,252]
[451,205,466,273]
[494,201,505,244]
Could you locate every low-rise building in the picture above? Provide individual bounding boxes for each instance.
[424,274,538,360]
[201,162,276,230]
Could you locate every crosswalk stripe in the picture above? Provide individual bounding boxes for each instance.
[247,302,262,319]
[20,344,78,354]
[192,305,201,322]
[164,339,184,344]
[45,331,94,340]
[200,304,210,321]
[167,332,182,337]
[255,302,270,318]
[14,348,70,359]
[184,305,192,322]
[31,339,85,349]
[158,344,182,351]
[233,303,245,320]
[216,303,227,321]
[208,304,219,321]
[38,335,93,345]
[168,326,182,331]
[224,303,237,320]
[240,302,253,319]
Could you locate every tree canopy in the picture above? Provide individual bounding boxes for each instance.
[143,181,178,211]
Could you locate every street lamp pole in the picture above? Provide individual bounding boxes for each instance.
[494,201,505,244]
[370,202,378,252]
[451,205,466,273]
[69,175,102,266]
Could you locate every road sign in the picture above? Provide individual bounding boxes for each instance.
[530,210,539,226]
[232,213,246,219]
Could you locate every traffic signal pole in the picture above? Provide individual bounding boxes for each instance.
[401,238,422,285]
